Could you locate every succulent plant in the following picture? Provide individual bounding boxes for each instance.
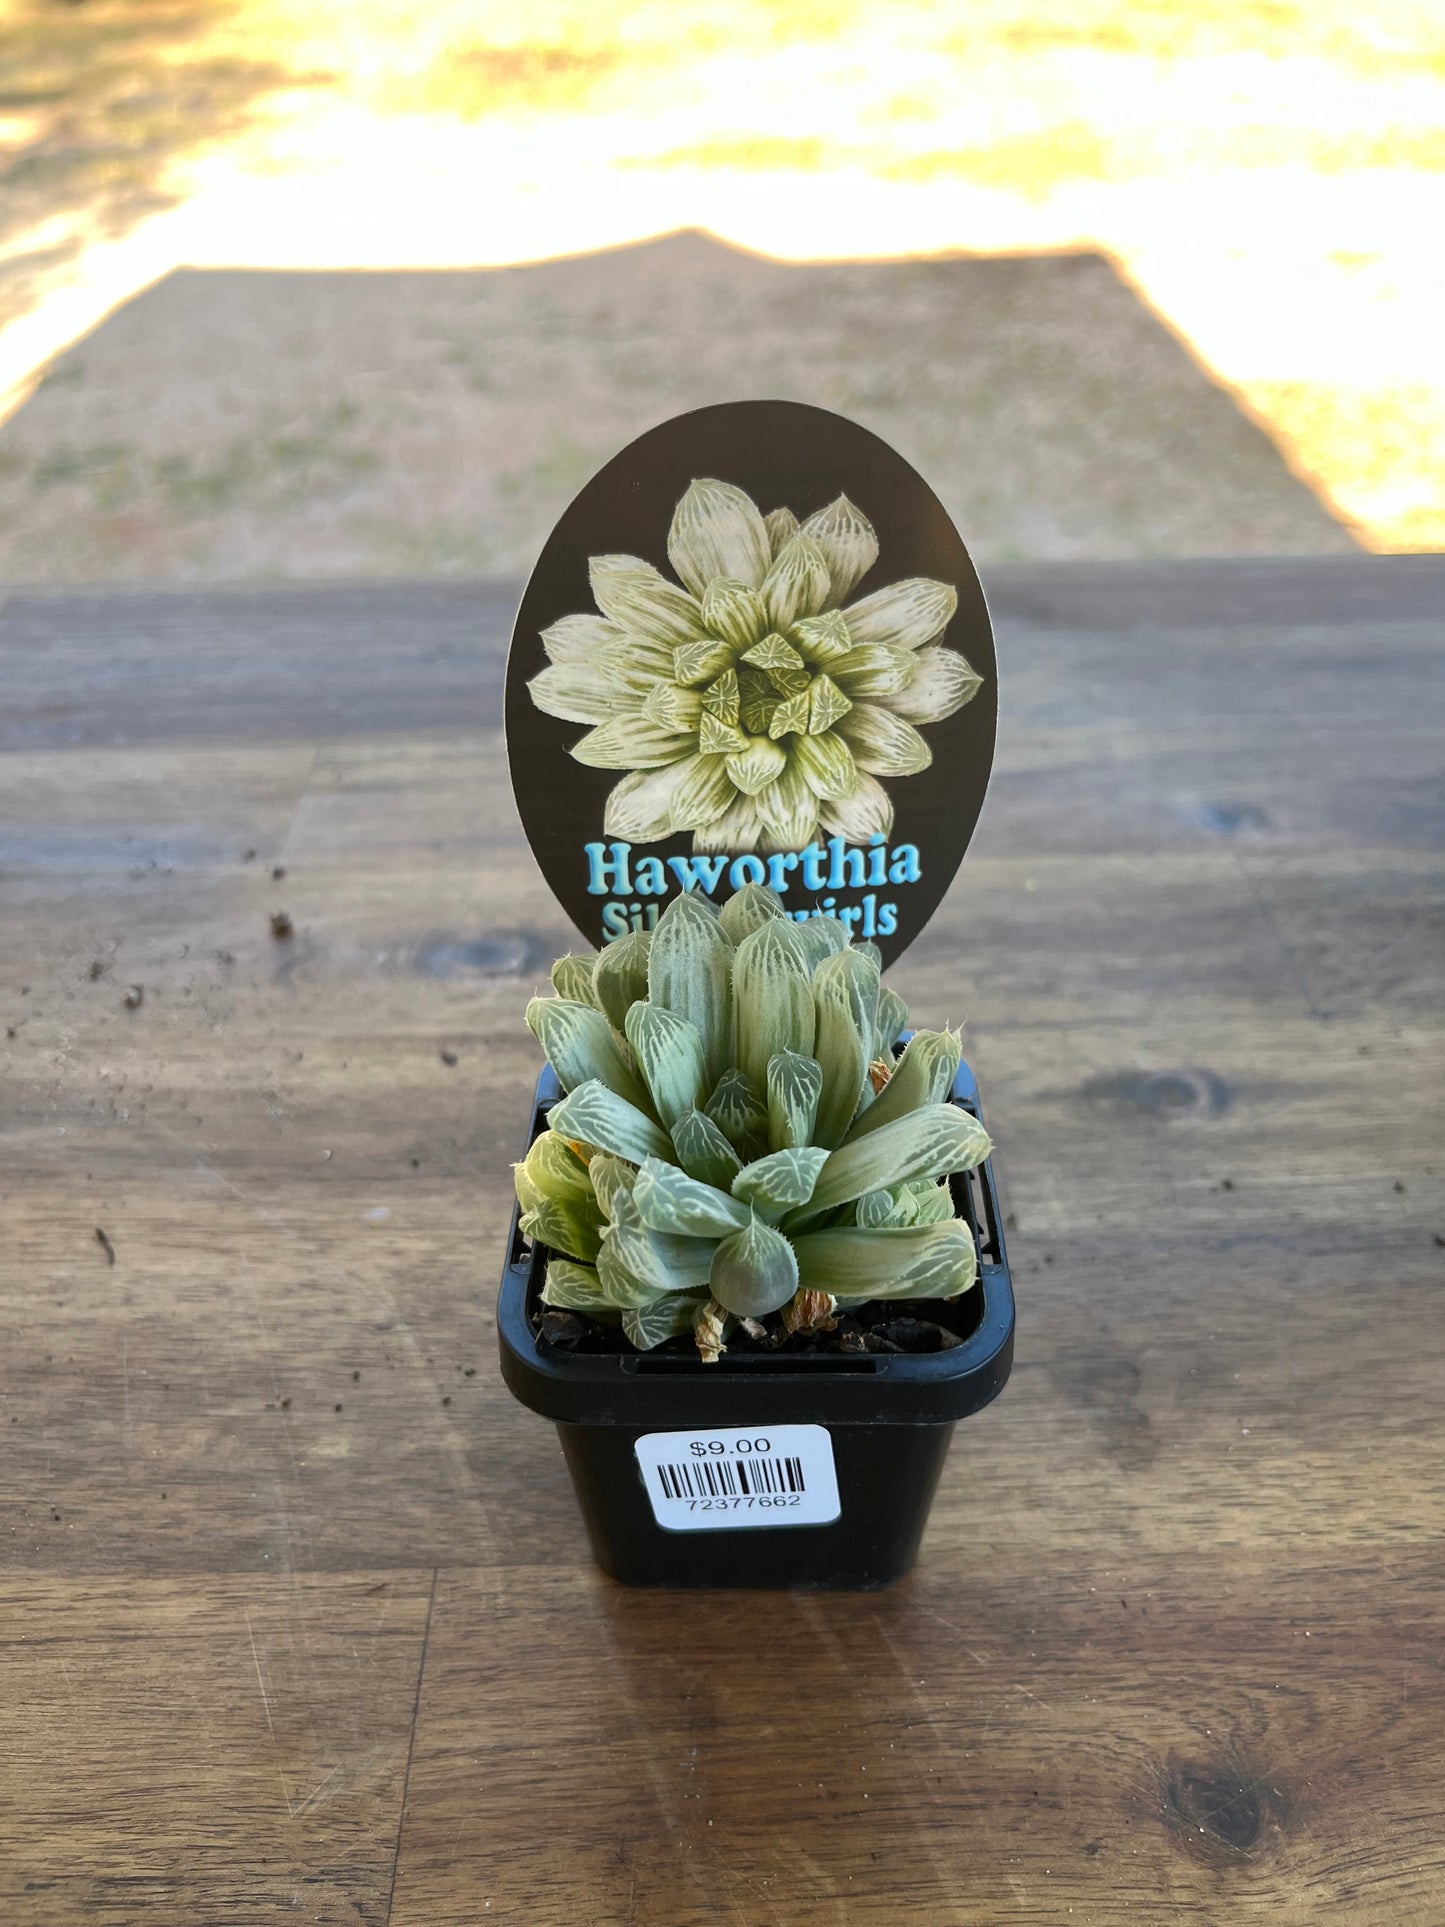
[515,884,991,1362]
[526,478,983,854]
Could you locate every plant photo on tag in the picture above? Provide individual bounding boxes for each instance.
[505,400,997,968]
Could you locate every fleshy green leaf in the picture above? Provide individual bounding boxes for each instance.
[591,930,651,1031]
[693,793,765,855]
[838,703,933,776]
[672,637,737,687]
[732,1145,828,1221]
[806,673,853,736]
[841,577,957,651]
[811,947,881,1148]
[766,1048,822,1151]
[603,763,695,839]
[606,1193,717,1292]
[702,668,740,725]
[719,881,786,944]
[798,494,879,608]
[668,479,773,595]
[709,1212,800,1318]
[791,729,858,802]
[731,918,817,1095]
[792,1220,977,1299]
[670,1108,744,1189]
[669,752,737,832]
[549,952,598,1006]
[515,1130,595,1213]
[633,1157,751,1237]
[588,1154,637,1222]
[874,986,910,1059]
[699,711,749,756]
[647,890,734,1088]
[761,535,832,632]
[704,1068,769,1159]
[792,915,850,970]
[520,1193,604,1263]
[764,506,800,558]
[525,997,653,1112]
[548,1079,673,1166]
[623,1294,709,1351]
[701,577,769,651]
[594,1237,674,1308]
[642,682,705,733]
[909,1180,958,1225]
[830,644,918,700]
[624,1002,708,1128]
[888,646,984,724]
[572,716,697,771]
[755,754,818,844]
[529,662,644,725]
[790,1104,991,1224]
[846,1028,963,1141]
[726,734,788,798]
[590,553,707,643]
[818,770,895,842]
[789,611,854,666]
[541,614,626,663]
[540,1258,625,1316]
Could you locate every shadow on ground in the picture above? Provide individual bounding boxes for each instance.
[0,230,1358,581]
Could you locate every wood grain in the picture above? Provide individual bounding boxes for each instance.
[1,557,1442,1923]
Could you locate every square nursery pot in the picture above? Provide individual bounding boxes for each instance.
[497,1060,1015,1590]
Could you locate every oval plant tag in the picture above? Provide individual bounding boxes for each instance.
[505,400,996,965]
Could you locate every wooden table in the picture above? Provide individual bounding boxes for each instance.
[3,558,1441,1924]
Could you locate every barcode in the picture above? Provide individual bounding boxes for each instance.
[656,1455,806,1501]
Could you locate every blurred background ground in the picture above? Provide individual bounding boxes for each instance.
[1,0,1441,581]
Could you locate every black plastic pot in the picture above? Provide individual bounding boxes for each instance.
[497,1061,1015,1589]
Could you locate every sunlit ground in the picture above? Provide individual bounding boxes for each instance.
[1,0,1442,553]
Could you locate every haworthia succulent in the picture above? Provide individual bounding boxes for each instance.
[587,1154,637,1223]
[792,1221,978,1299]
[792,915,851,969]
[838,702,933,777]
[731,918,816,1096]
[731,1146,829,1222]
[709,1212,800,1319]
[888,646,983,725]
[647,890,734,1088]
[525,997,653,1114]
[514,1130,594,1213]
[841,576,958,651]
[540,1259,623,1318]
[811,947,881,1149]
[549,952,598,1006]
[845,1028,962,1143]
[595,1240,678,1309]
[910,1180,958,1225]
[789,1104,991,1225]
[548,1080,673,1167]
[667,478,773,597]
[633,1157,751,1238]
[623,1294,709,1352]
[704,1069,768,1157]
[589,552,708,643]
[874,986,911,1060]
[669,1109,743,1190]
[606,1193,717,1293]
[591,931,651,1030]
[798,494,879,608]
[766,1049,822,1152]
[520,1193,604,1264]
[719,880,786,944]
[624,1002,708,1129]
